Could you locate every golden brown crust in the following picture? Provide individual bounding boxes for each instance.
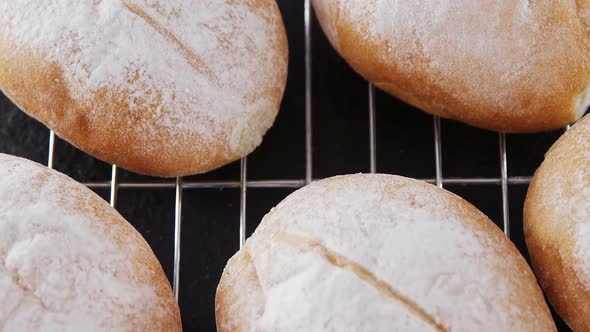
[217,174,555,331]
[525,114,590,331]
[0,153,182,331]
[82,179,183,332]
[216,250,265,332]
[0,1,288,177]
[311,0,590,132]
[0,50,226,177]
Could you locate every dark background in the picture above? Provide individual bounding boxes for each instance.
[0,1,579,331]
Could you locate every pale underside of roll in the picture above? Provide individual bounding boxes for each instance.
[216,174,556,332]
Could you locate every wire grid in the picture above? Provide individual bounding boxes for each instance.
[42,0,545,304]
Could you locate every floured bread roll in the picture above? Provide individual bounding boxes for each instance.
[0,154,181,331]
[216,174,555,331]
[0,1,288,176]
[525,114,590,331]
[311,0,590,132]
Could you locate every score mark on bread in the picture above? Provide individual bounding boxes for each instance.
[278,232,447,332]
[122,1,217,82]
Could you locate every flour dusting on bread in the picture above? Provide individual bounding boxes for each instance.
[312,0,590,131]
[0,154,181,331]
[0,1,288,175]
[217,174,555,331]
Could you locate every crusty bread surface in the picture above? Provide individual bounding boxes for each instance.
[0,1,288,177]
[525,114,590,331]
[311,0,590,132]
[0,153,182,331]
[217,174,555,331]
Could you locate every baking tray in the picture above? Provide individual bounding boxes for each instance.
[0,1,577,330]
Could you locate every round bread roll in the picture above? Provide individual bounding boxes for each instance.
[311,0,590,132]
[216,174,555,331]
[524,114,590,331]
[0,1,288,177]
[0,154,181,331]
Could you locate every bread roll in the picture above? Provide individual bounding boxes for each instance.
[311,0,590,132]
[525,114,590,331]
[0,1,288,177]
[0,154,181,331]
[216,174,555,331]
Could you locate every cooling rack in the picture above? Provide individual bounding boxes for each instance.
[43,0,523,294]
[1,0,578,331]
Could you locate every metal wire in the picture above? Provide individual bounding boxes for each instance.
[239,158,247,248]
[79,176,532,190]
[173,176,183,301]
[433,116,443,188]
[110,165,119,208]
[47,130,55,169]
[81,180,306,189]
[499,133,510,238]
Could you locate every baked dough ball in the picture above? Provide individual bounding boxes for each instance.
[311,0,590,132]
[216,174,555,331]
[0,1,288,177]
[0,154,181,331]
[525,114,590,331]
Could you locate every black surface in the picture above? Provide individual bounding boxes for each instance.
[0,1,579,331]
[312,12,371,178]
[179,189,240,332]
[441,120,500,178]
[376,90,436,179]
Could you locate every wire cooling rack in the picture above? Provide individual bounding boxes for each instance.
[43,0,515,295]
[39,0,549,300]
[16,0,577,330]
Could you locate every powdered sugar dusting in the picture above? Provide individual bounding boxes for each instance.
[236,174,551,331]
[0,1,287,163]
[0,154,177,331]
